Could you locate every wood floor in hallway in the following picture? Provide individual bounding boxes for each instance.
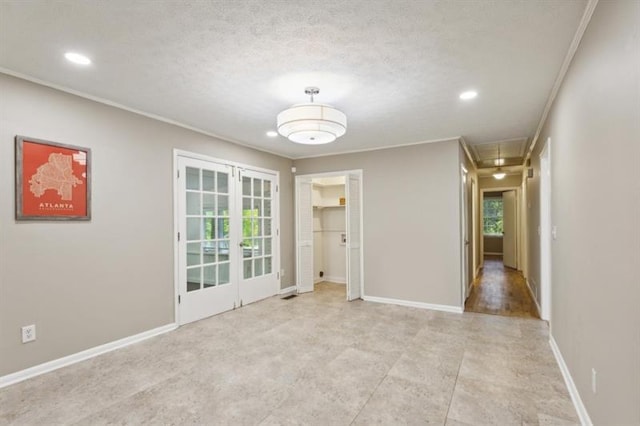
[465,256,539,318]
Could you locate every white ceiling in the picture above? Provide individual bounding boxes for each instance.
[0,0,588,159]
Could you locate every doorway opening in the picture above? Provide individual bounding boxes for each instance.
[295,170,363,301]
[480,188,519,269]
[312,176,347,291]
[465,185,538,318]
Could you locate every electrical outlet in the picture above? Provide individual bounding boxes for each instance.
[22,324,36,343]
[592,368,597,393]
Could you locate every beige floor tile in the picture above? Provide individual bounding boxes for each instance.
[0,282,578,425]
[352,375,450,425]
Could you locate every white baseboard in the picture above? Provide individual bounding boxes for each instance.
[314,277,323,284]
[279,285,297,295]
[549,335,593,426]
[322,276,346,284]
[362,295,463,314]
[525,278,542,318]
[0,323,177,389]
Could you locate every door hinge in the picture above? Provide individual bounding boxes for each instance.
[277,229,279,236]
[178,295,181,304]
[277,272,280,280]
[177,232,180,241]
[276,185,279,192]
[177,170,180,178]
[231,167,235,177]
[240,299,243,307]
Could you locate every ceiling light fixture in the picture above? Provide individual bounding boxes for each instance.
[277,87,347,145]
[266,131,278,137]
[459,90,478,100]
[493,145,506,180]
[64,52,91,65]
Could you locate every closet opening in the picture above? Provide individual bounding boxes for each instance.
[312,176,347,292]
[295,170,363,300]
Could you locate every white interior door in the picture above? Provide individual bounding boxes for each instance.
[346,173,362,301]
[178,157,237,324]
[296,177,314,293]
[503,190,517,269]
[238,169,279,305]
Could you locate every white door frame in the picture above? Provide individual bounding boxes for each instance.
[539,139,552,321]
[479,185,522,269]
[173,149,281,325]
[520,176,528,278]
[294,170,364,299]
[471,177,478,279]
[460,166,471,304]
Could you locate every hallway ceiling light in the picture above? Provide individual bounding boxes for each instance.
[493,144,506,179]
[276,87,347,145]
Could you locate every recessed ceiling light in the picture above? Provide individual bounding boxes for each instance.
[459,90,478,100]
[64,52,91,65]
[266,131,278,137]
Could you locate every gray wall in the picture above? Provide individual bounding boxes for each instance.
[294,140,462,307]
[527,1,639,423]
[0,74,295,376]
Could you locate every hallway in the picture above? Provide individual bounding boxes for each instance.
[465,256,539,318]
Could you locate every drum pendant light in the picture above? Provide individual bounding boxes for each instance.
[277,87,347,145]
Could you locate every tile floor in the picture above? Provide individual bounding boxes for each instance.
[0,283,578,425]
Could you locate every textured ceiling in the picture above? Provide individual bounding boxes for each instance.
[0,0,587,159]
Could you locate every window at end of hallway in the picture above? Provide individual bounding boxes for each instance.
[483,197,503,235]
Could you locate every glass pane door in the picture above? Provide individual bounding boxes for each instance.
[178,157,237,325]
[239,169,278,305]
[185,167,231,292]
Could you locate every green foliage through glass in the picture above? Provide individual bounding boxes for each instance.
[483,197,503,235]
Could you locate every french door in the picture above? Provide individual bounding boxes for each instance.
[238,169,278,305]
[176,154,278,325]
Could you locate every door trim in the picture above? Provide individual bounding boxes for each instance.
[173,149,281,325]
[460,166,470,306]
[539,139,552,322]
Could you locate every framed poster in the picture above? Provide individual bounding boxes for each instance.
[15,136,91,221]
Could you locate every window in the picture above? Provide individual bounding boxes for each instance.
[483,197,503,235]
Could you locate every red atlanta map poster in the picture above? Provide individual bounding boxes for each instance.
[19,138,89,218]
